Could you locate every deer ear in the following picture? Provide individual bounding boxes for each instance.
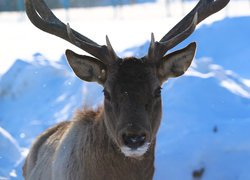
[65,49,107,85]
[157,42,196,83]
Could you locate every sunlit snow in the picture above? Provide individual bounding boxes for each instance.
[1,0,250,179]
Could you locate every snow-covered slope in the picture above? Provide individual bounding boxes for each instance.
[155,59,250,180]
[0,127,22,179]
[1,6,250,180]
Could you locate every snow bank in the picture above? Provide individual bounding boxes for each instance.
[0,15,250,180]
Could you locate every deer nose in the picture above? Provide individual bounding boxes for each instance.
[122,133,146,149]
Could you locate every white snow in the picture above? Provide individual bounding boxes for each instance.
[1,0,250,179]
[0,127,21,151]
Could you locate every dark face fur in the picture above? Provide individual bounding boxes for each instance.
[65,42,196,158]
[103,58,162,157]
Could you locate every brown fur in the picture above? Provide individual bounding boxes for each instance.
[23,121,70,178]
[23,108,155,180]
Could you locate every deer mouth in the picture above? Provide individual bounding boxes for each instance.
[120,142,150,159]
[117,127,151,158]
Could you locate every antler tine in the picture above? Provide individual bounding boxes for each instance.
[148,13,198,60]
[106,35,118,61]
[25,0,117,64]
[66,23,117,64]
[148,33,156,58]
[161,0,230,42]
[148,0,230,61]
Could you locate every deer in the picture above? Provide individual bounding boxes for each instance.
[23,0,229,179]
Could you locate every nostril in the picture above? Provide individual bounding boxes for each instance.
[122,133,146,149]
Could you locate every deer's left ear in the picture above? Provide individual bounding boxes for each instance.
[65,49,107,85]
[157,42,196,83]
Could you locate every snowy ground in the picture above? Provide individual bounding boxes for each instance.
[1,0,250,179]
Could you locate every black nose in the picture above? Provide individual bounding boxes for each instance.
[122,133,146,149]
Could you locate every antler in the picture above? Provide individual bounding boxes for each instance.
[25,0,118,65]
[148,0,230,61]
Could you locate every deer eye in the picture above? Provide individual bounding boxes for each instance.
[154,87,162,98]
[103,89,111,101]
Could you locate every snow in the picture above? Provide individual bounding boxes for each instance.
[0,126,23,179]
[1,0,250,179]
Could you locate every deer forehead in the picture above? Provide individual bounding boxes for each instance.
[106,59,158,90]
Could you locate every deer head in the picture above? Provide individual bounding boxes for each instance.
[25,0,229,158]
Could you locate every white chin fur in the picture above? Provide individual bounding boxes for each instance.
[120,143,150,158]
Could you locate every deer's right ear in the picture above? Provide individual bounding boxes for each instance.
[65,49,107,85]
